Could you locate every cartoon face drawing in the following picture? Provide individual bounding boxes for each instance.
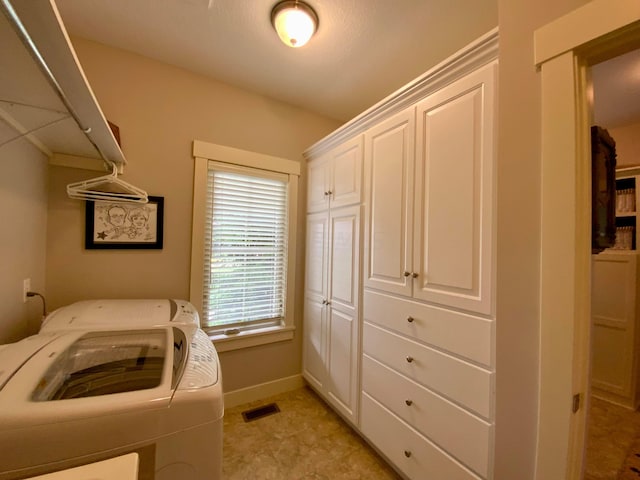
[107,206,126,227]
[129,208,149,229]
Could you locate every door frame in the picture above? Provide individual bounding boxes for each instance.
[535,1,640,478]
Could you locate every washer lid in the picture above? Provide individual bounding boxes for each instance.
[32,329,170,401]
[0,333,59,392]
[40,299,200,331]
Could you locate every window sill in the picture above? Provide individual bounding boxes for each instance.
[208,325,295,353]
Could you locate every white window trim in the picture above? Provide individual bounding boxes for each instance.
[190,140,300,352]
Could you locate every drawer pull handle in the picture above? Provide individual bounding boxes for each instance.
[403,271,411,277]
[406,356,414,363]
[405,399,413,406]
[404,450,412,458]
[407,316,414,323]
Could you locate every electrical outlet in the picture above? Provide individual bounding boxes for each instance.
[23,278,30,303]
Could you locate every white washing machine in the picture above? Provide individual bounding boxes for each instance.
[0,323,223,480]
[40,299,200,332]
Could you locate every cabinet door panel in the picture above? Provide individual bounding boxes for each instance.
[414,62,496,314]
[307,155,330,213]
[303,212,329,390]
[303,297,326,390]
[330,136,363,209]
[364,107,415,296]
[330,205,360,310]
[591,253,637,403]
[327,305,357,421]
[305,212,329,299]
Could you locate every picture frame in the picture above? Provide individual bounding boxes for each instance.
[85,196,164,249]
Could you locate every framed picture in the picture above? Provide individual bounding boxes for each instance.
[85,196,164,249]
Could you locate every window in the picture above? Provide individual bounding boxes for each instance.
[190,141,299,352]
[204,164,287,333]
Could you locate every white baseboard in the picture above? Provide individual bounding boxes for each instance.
[224,374,305,409]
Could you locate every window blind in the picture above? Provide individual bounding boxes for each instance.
[202,165,288,332]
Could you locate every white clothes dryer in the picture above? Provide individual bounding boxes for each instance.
[0,324,222,480]
[40,299,200,332]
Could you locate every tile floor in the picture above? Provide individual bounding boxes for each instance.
[585,395,640,479]
[222,386,402,479]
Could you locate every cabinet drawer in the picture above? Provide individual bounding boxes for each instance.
[364,290,492,367]
[363,322,492,418]
[361,392,482,480]
[362,354,491,476]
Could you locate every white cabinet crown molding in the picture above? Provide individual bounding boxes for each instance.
[304,27,498,160]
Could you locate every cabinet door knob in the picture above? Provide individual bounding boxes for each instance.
[406,356,414,363]
[412,272,419,278]
[327,190,333,195]
[403,271,411,277]
[404,450,412,458]
[324,191,329,196]
[322,299,327,305]
[405,399,413,406]
[407,316,414,323]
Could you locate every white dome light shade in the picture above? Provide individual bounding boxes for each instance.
[271,1,318,48]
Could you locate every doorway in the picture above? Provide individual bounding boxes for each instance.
[536,2,640,479]
[585,48,640,479]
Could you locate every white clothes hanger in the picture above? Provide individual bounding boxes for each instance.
[66,162,149,204]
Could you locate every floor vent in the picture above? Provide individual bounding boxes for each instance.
[242,403,281,422]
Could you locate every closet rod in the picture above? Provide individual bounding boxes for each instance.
[0,0,111,165]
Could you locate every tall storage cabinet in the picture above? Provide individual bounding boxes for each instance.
[591,251,640,409]
[303,29,498,480]
[361,60,496,480]
[303,136,363,425]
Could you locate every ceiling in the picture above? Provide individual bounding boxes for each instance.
[52,1,640,127]
[592,48,640,129]
[54,0,498,123]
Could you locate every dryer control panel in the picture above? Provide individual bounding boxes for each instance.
[177,328,219,390]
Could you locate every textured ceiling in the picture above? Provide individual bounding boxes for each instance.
[53,1,640,127]
[592,48,640,129]
[55,0,498,122]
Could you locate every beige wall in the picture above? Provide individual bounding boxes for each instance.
[495,0,591,478]
[46,37,340,392]
[0,138,48,343]
[611,121,640,167]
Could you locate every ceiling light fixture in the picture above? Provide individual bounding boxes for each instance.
[271,0,318,48]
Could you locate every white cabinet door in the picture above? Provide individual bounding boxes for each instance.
[303,212,329,390]
[303,204,361,424]
[307,155,330,213]
[412,62,496,315]
[330,136,363,209]
[307,136,363,213]
[363,107,415,296]
[326,205,361,422]
[591,252,639,407]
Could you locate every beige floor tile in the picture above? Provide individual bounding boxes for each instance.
[223,386,401,480]
[585,396,640,479]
